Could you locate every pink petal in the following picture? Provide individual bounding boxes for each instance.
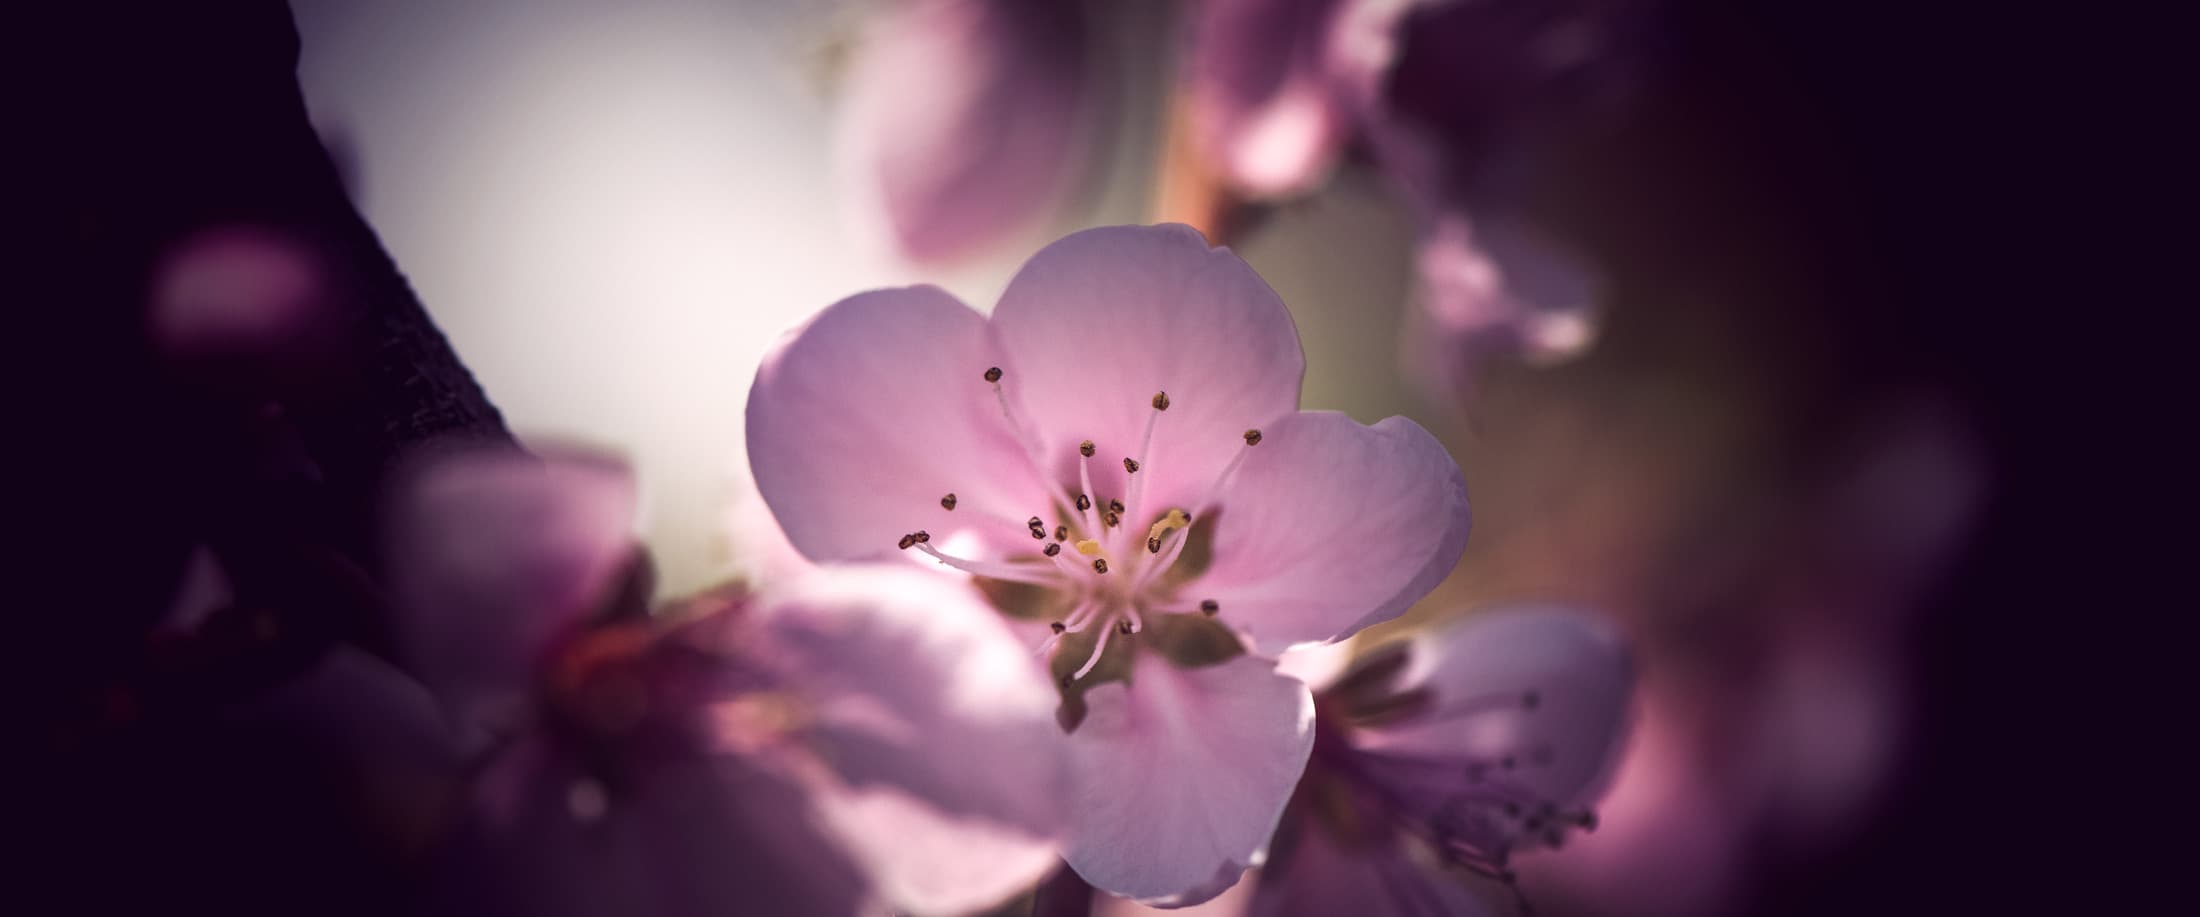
[1062,653,1316,906]
[990,224,1304,521]
[1195,411,1469,656]
[742,567,1069,913]
[1358,607,1634,807]
[837,0,1093,264]
[385,448,638,728]
[1250,816,1493,917]
[746,285,1056,565]
[1409,214,1599,397]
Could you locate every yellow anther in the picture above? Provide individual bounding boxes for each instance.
[1075,539,1104,556]
[1144,508,1191,544]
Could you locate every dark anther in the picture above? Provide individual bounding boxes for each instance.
[1051,621,1067,634]
[1521,690,1540,710]
[1200,599,1219,615]
[1117,619,1133,635]
[1103,511,1120,528]
[1027,516,1044,528]
[1152,391,1171,411]
[1147,536,1162,553]
[1092,558,1109,574]
[940,493,957,510]
[1054,525,1068,541]
[1243,428,1263,446]
[1075,493,1092,511]
[1108,498,1124,514]
[1043,542,1062,557]
[983,366,1003,383]
[1079,440,1096,457]
[912,530,931,544]
[1030,527,1047,540]
[1123,457,1140,474]
[897,534,917,550]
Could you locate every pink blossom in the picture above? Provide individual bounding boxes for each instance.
[1251,607,1635,916]
[386,448,1067,915]
[746,223,1471,904]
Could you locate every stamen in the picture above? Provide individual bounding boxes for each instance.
[913,543,1058,586]
[940,493,957,510]
[983,366,1003,383]
[1136,435,1261,588]
[1152,391,1171,411]
[1027,516,1044,529]
[1103,510,1121,528]
[1147,536,1162,553]
[1054,525,1068,541]
[1051,621,1066,634]
[1120,397,1165,552]
[1092,558,1109,574]
[1243,428,1263,445]
[1079,440,1096,457]
[1069,615,1115,680]
[1117,619,1133,634]
[1075,494,1092,511]
[1200,599,1219,615]
[913,530,930,543]
[1043,542,1062,557]
[897,534,916,550]
[1123,457,1140,474]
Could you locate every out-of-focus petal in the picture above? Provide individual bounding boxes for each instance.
[1415,215,1599,372]
[744,566,1067,914]
[1062,653,1315,906]
[1188,0,1358,197]
[1195,411,1468,657]
[387,448,638,729]
[837,0,1093,264]
[434,740,867,917]
[1250,813,1492,917]
[147,226,330,361]
[1359,607,1634,807]
[990,224,1305,521]
[746,285,1055,565]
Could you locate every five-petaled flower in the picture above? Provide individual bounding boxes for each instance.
[747,223,1471,905]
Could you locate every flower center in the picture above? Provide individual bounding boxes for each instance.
[892,366,1266,683]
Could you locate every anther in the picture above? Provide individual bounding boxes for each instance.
[1103,511,1121,528]
[897,534,917,550]
[983,366,1002,383]
[1030,527,1047,540]
[1243,428,1263,446]
[1092,558,1109,574]
[1152,391,1170,411]
[1200,599,1219,615]
[912,530,931,544]
[1075,493,1092,511]
[1117,619,1133,634]
[1054,525,1068,541]
[1051,621,1067,634]
[1148,536,1162,553]
[1043,542,1062,557]
[1079,440,1096,457]
[940,493,957,510]
[1027,516,1044,529]
[1108,498,1124,514]
[1123,457,1140,474]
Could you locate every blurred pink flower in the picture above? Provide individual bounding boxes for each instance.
[746,223,1470,904]
[1250,608,1634,916]
[837,0,1096,264]
[386,448,1067,915]
[1187,0,1647,393]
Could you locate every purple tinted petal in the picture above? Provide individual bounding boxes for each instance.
[1187,0,1366,197]
[990,224,1305,524]
[742,566,1067,913]
[1407,214,1599,397]
[1062,653,1315,906]
[1195,411,1469,656]
[838,0,1094,264]
[1358,607,1634,812]
[746,285,1056,565]
[386,448,637,727]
